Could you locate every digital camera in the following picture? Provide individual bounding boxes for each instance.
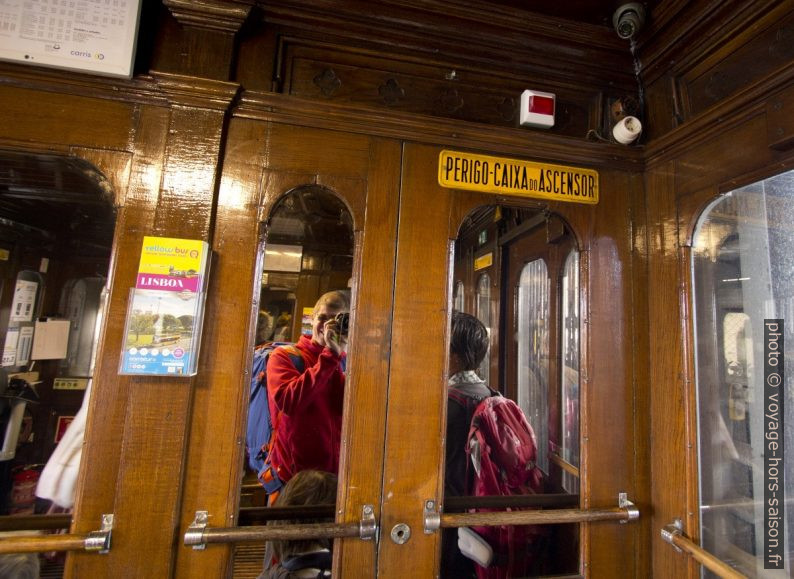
[335,312,350,336]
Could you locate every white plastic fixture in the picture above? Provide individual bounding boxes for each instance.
[612,116,642,144]
[519,89,555,129]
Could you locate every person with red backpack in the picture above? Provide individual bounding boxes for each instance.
[442,311,544,579]
[263,291,349,502]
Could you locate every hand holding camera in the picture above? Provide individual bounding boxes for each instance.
[324,312,349,356]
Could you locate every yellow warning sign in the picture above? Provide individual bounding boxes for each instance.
[438,150,598,204]
[474,253,493,271]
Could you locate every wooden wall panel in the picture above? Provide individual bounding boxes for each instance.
[377,142,451,577]
[639,0,793,143]
[66,75,239,576]
[0,86,134,150]
[264,124,371,180]
[578,169,639,576]
[645,161,696,579]
[172,116,267,578]
[67,103,170,577]
[682,6,794,117]
[335,137,402,573]
[280,42,593,137]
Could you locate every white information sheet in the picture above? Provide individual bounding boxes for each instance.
[10,279,37,322]
[0,0,142,78]
[2,328,19,366]
[16,326,34,365]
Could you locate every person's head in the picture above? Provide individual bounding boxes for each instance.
[449,310,489,374]
[256,309,274,344]
[311,290,350,347]
[270,470,338,560]
[0,552,39,579]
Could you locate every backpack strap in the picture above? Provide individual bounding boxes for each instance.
[279,344,305,374]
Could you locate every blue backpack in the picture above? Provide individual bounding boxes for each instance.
[247,342,304,493]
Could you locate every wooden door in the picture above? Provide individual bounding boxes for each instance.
[172,120,402,578]
[375,142,643,577]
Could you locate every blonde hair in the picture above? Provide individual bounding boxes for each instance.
[312,290,350,316]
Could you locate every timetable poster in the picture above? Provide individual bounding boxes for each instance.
[0,0,142,78]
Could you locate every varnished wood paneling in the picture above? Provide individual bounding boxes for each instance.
[236,91,644,172]
[66,76,236,574]
[335,137,402,573]
[0,86,135,150]
[377,142,451,577]
[264,123,372,179]
[579,170,638,576]
[280,42,592,137]
[106,100,229,576]
[645,161,694,579]
[682,5,794,117]
[66,103,170,577]
[379,145,644,577]
[173,116,268,579]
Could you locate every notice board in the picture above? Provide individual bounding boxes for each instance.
[0,0,142,78]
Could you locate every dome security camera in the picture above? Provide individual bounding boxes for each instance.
[613,3,646,40]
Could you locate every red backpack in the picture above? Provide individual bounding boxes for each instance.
[449,391,545,579]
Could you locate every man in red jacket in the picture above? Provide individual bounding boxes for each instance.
[265,290,349,486]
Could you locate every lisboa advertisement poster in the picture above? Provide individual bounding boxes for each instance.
[119,236,209,376]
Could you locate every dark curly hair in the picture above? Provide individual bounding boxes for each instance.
[450,310,489,371]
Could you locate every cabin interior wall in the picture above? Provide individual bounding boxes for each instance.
[0,0,791,577]
[642,3,794,577]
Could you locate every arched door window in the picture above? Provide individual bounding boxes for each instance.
[692,172,793,575]
[517,259,549,473]
[240,185,354,525]
[476,273,491,383]
[454,280,464,312]
[560,249,580,493]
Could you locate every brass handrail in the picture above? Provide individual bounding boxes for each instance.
[191,521,361,546]
[0,533,87,554]
[0,514,72,531]
[185,506,376,550]
[661,521,747,579]
[441,506,634,528]
[237,494,580,524]
[445,493,579,511]
[439,493,638,528]
[0,514,113,555]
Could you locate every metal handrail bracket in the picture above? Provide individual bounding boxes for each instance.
[423,499,440,534]
[618,492,640,523]
[660,518,683,553]
[185,511,209,550]
[661,519,747,579]
[84,514,114,554]
[360,504,376,541]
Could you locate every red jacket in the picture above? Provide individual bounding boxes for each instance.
[265,335,346,482]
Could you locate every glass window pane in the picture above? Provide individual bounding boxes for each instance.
[692,172,793,576]
[517,259,549,473]
[454,280,464,312]
[476,274,491,383]
[560,250,580,494]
